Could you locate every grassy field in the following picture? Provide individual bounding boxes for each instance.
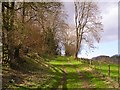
[93,62,119,82]
[2,56,119,89]
[47,56,118,88]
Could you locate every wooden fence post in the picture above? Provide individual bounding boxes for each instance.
[118,58,120,87]
[108,64,110,77]
[94,61,96,70]
[90,59,92,65]
[99,62,101,73]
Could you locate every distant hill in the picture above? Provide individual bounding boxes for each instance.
[110,54,120,63]
[92,55,110,60]
[92,54,120,64]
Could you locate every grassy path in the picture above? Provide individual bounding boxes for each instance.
[48,56,117,88]
[3,56,119,89]
[76,68,90,88]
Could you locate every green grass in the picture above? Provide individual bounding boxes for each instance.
[90,78,109,88]
[3,55,119,89]
[47,56,114,88]
[50,56,83,88]
[95,62,119,81]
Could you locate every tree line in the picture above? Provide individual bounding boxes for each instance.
[2,1,103,65]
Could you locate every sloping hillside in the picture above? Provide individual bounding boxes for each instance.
[92,54,120,64]
[2,54,55,89]
[2,55,119,89]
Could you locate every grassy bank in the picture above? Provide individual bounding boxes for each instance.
[92,61,119,82]
[2,55,119,89]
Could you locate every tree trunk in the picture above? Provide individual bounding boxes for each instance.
[8,2,15,63]
[108,64,110,77]
[2,2,9,65]
[74,47,79,60]
[2,2,15,64]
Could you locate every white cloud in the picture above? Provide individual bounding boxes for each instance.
[99,2,118,42]
[64,2,118,43]
[63,2,118,58]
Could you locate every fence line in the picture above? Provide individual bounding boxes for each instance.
[79,59,119,82]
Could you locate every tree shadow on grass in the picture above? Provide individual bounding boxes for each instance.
[39,69,112,89]
[39,64,68,89]
[3,56,63,89]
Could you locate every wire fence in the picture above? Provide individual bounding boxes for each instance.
[79,58,119,86]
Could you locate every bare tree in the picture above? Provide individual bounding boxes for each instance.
[62,25,76,56]
[74,2,103,59]
[12,2,67,56]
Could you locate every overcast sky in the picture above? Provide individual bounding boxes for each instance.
[63,1,119,58]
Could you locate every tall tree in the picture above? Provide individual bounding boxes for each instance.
[12,2,67,56]
[2,2,15,64]
[74,2,103,59]
[62,25,76,56]
[2,2,68,64]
